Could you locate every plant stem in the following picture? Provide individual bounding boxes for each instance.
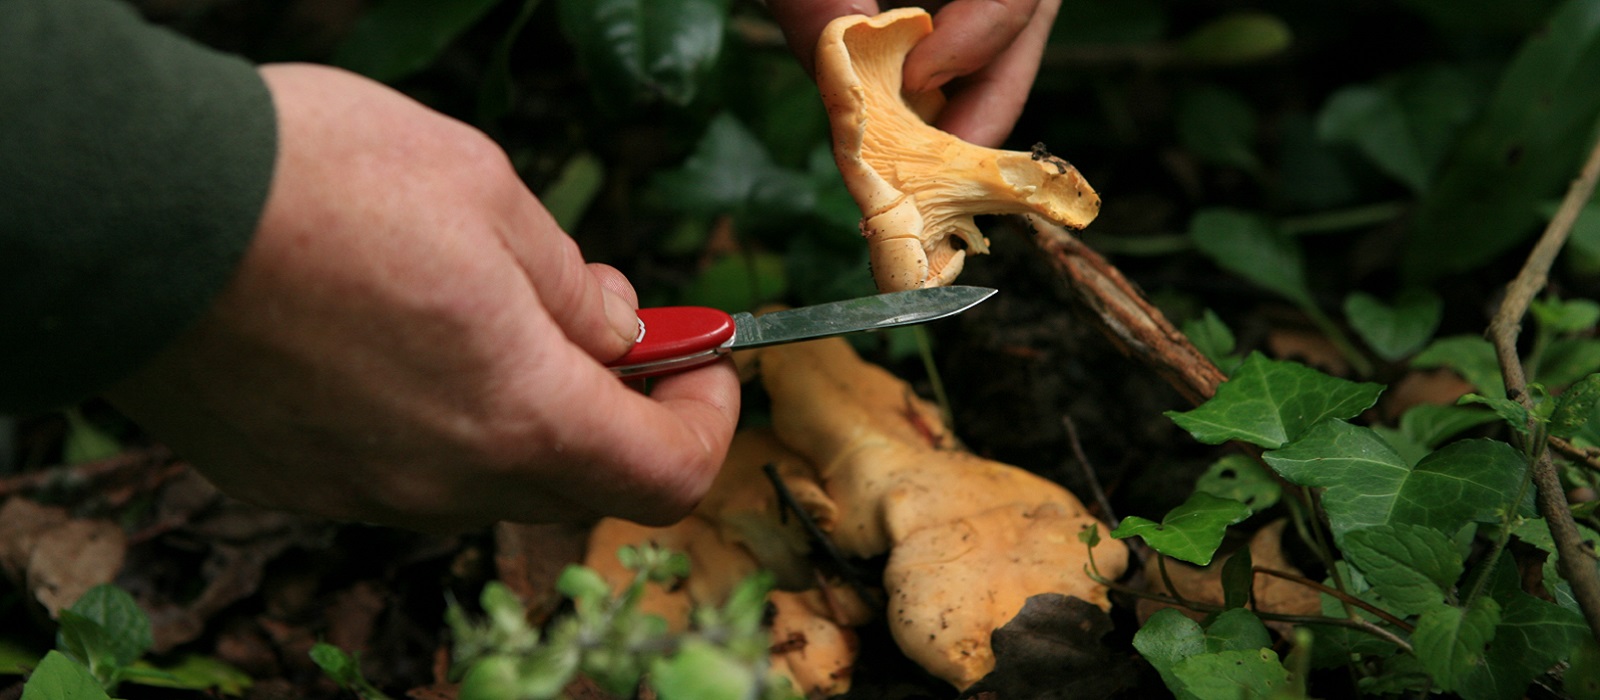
[1279,201,1408,236]
[1484,131,1600,645]
[1299,302,1375,378]
[912,325,954,427]
[1465,457,1538,609]
[1253,567,1412,632]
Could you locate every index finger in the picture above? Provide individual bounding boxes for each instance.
[765,0,881,76]
[903,0,1043,92]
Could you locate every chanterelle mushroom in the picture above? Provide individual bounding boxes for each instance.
[817,8,1101,291]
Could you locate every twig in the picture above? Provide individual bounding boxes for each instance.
[1023,215,1227,404]
[761,463,878,608]
[1253,567,1412,632]
[1552,436,1600,473]
[0,446,173,497]
[1484,133,1600,644]
[1062,415,1118,528]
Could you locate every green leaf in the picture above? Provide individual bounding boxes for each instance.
[1458,393,1534,434]
[1177,12,1291,65]
[1343,289,1443,361]
[308,643,360,687]
[1189,210,1312,308]
[1171,648,1293,700]
[123,655,252,695]
[1341,524,1463,616]
[1550,373,1600,437]
[679,252,786,312]
[332,0,502,82]
[1167,353,1385,449]
[1194,454,1281,512]
[1219,547,1254,610]
[1570,636,1600,700]
[649,639,759,700]
[1397,403,1500,448]
[1177,87,1261,172]
[0,637,41,675]
[1203,608,1271,652]
[1316,66,1481,194]
[1538,338,1600,387]
[539,152,605,232]
[1413,335,1505,396]
[1132,609,1206,700]
[1508,517,1600,608]
[651,113,815,228]
[64,585,151,669]
[1412,598,1501,693]
[1265,422,1525,542]
[1111,492,1252,565]
[1460,592,1587,700]
[54,613,118,690]
[558,0,730,110]
[20,651,111,700]
[1182,310,1240,374]
[1531,296,1600,334]
[61,409,119,465]
[1405,0,1600,280]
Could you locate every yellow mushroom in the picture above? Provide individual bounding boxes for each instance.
[816,8,1101,292]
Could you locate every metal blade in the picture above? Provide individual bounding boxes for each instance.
[728,286,996,350]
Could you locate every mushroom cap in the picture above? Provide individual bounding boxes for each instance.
[817,8,1102,291]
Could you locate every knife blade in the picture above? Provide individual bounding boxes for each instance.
[606,286,997,378]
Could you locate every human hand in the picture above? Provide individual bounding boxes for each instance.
[766,0,1061,147]
[106,64,739,532]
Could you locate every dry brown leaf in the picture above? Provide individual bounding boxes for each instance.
[0,497,125,615]
[1137,519,1320,635]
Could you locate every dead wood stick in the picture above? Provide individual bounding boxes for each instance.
[1485,134,1600,644]
[1022,214,1227,405]
[0,446,173,498]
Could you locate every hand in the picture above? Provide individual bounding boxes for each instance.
[766,0,1061,147]
[106,64,739,532]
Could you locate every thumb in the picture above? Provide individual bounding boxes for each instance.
[499,191,639,361]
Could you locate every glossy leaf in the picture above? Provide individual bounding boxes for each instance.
[651,113,814,226]
[1171,648,1293,700]
[1167,353,1384,449]
[1265,422,1525,542]
[558,0,730,110]
[1460,592,1587,700]
[19,651,111,700]
[1111,491,1252,565]
[1413,335,1505,396]
[1405,0,1600,280]
[1342,524,1462,616]
[1177,12,1291,65]
[1194,454,1281,511]
[1203,609,1270,651]
[1413,598,1501,693]
[1131,609,1206,700]
[1189,209,1312,307]
[1343,289,1443,361]
[332,0,502,82]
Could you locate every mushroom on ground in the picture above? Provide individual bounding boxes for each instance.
[753,337,1128,689]
[816,8,1101,291]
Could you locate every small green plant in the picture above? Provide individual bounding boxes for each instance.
[12,584,252,699]
[1092,353,1598,699]
[431,544,796,700]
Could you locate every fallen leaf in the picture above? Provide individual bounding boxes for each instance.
[493,522,590,624]
[0,497,125,615]
[1137,519,1321,636]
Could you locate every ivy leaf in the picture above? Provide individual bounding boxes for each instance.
[1537,338,1600,387]
[1182,309,1241,374]
[1343,289,1443,361]
[1111,492,1252,565]
[1405,0,1600,280]
[1219,544,1255,610]
[1167,353,1384,449]
[651,113,814,227]
[1459,593,1587,700]
[1531,296,1600,334]
[1189,210,1312,308]
[1341,524,1462,616]
[1398,403,1500,448]
[1171,648,1293,700]
[1569,637,1600,700]
[1458,393,1533,435]
[1203,608,1271,652]
[1412,598,1501,694]
[331,0,502,83]
[19,651,111,700]
[678,252,786,312]
[1550,373,1600,437]
[63,585,151,669]
[1177,87,1261,173]
[1316,66,1479,194]
[558,0,729,110]
[1265,422,1525,542]
[1177,12,1291,65]
[1413,335,1505,396]
[1194,454,1281,511]
[1132,610,1206,700]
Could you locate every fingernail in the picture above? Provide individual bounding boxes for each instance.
[604,289,642,345]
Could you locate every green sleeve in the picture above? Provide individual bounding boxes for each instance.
[0,0,277,412]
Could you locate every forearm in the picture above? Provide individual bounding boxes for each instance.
[0,0,276,412]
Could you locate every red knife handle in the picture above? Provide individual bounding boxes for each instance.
[605,306,737,379]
